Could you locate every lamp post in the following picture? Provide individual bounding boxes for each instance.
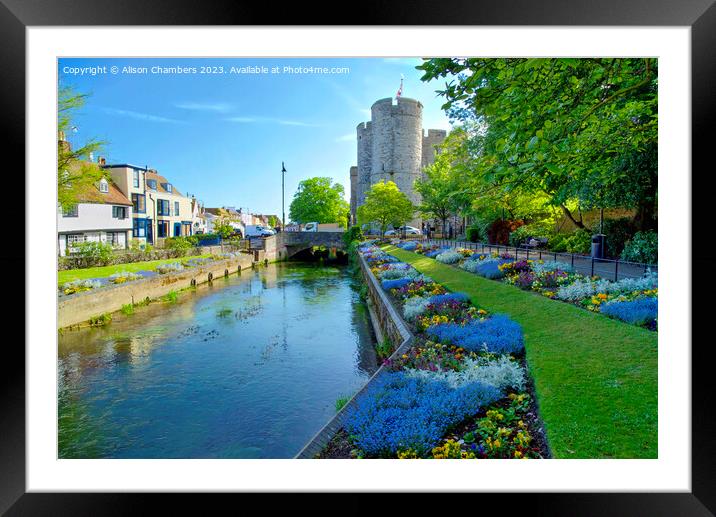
[281,162,286,230]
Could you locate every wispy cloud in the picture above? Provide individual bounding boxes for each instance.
[175,102,233,113]
[226,116,320,127]
[103,107,184,124]
[335,133,355,143]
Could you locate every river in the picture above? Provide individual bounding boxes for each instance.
[58,261,378,458]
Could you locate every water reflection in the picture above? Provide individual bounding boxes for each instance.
[58,262,378,458]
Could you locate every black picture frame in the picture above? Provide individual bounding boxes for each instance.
[5,0,713,513]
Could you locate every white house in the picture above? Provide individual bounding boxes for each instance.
[57,177,134,256]
[190,196,207,235]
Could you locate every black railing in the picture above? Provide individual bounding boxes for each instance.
[409,237,657,282]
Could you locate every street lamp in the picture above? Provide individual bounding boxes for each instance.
[281,162,287,230]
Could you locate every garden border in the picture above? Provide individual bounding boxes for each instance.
[294,252,414,459]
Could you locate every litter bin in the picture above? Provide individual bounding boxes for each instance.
[591,234,605,259]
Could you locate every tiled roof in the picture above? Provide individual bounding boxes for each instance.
[146,171,184,196]
[72,168,132,206]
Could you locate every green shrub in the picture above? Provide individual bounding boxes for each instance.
[508,222,553,247]
[548,234,568,252]
[466,219,490,242]
[596,217,635,258]
[563,229,592,254]
[121,303,134,316]
[343,225,364,247]
[466,227,482,242]
[164,236,195,256]
[70,241,114,265]
[621,231,657,264]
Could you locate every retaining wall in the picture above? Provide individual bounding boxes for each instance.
[58,252,259,328]
[295,252,414,459]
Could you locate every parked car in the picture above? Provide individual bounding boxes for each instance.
[303,222,319,232]
[385,225,422,236]
[245,225,274,237]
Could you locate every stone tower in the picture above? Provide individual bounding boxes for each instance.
[350,97,447,228]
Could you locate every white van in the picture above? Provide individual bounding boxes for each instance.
[245,225,274,237]
[303,222,319,232]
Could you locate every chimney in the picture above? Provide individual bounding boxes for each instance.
[58,131,71,153]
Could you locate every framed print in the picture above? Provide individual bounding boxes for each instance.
[4,0,714,513]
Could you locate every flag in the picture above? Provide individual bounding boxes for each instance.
[395,75,404,99]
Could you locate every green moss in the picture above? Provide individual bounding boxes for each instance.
[384,245,657,459]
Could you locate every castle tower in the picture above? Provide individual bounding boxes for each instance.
[350,97,447,228]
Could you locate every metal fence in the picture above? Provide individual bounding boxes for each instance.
[416,238,657,282]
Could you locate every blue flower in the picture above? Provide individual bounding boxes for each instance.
[425,314,525,354]
[600,297,657,325]
[344,372,502,457]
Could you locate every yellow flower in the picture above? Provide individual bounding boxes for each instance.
[514,450,523,459]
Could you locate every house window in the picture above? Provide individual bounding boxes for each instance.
[174,201,180,216]
[99,179,109,193]
[133,169,140,188]
[133,218,148,238]
[66,233,85,245]
[157,221,168,238]
[132,193,146,214]
[112,206,127,219]
[107,231,124,247]
[147,179,157,190]
[62,204,78,217]
[158,199,170,216]
[163,183,173,193]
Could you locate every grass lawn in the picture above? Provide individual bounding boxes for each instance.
[57,254,213,286]
[385,245,658,459]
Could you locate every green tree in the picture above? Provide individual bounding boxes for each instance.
[213,217,235,239]
[289,177,350,227]
[357,180,414,237]
[57,86,107,210]
[418,58,657,230]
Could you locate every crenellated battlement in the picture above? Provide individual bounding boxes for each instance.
[351,96,448,227]
[424,128,448,138]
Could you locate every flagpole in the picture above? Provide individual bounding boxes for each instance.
[281,162,286,230]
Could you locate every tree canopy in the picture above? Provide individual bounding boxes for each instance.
[357,180,415,236]
[57,86,107,210]
[417,58,658,230]
[289,177,350,227]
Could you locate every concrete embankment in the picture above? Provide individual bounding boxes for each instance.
[58,251,270,329]
[294,252,414,459]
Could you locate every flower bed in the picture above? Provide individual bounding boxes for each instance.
[318,243,548,459]
[398,241,658,331]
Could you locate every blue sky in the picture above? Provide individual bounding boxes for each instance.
[58,57,453,216]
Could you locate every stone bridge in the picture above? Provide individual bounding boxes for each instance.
[265,232,346,260]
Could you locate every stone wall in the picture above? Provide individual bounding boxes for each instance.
[351,98,447,230]
[294,252,413,458]
[58,253,257,328]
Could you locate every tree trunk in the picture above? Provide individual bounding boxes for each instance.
[561,204,586,230]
